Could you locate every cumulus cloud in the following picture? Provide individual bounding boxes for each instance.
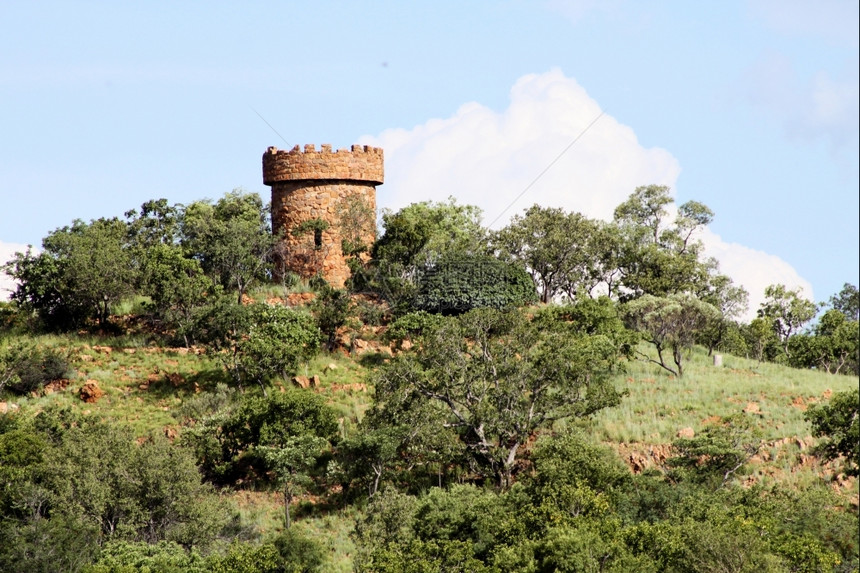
[361,69,813,320]
[0,241,32,301]
[361,68,680,225]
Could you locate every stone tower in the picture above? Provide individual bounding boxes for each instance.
[263,144,383,287]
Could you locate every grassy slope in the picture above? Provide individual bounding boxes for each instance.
[2,329,857,571]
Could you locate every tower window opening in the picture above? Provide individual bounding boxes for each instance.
[314,228,323,249]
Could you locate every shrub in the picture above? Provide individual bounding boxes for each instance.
[0,342,70,395]
[413,253,537,314]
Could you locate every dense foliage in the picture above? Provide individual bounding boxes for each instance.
[0,186,857,571]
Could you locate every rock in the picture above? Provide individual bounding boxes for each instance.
[166,373,185,386]
[43,379,71,395]
[400,339,414,351]
[676,427,695,439]
[293,375,311,389]
[743,402,760,414]
[79,380,104,403]
[324,362,338,373]
[310,374,321,388]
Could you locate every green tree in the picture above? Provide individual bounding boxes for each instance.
[757,284,818,358]
[613,185,715,299]
[4,218,135,329]
[181,190,275,304]
[138,244,214,345]
[413,252,537,314]
[798,309,859,375]
[624,293,720,377]
[491,205,612,303]
[697,274,749,356]
[311,285,354,350]
[372,306,624,488]
[193,300,320,394]
[805,389,859,477]
[828,283,860,321]
[370,199,486,312]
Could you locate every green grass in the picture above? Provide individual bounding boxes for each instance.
[592,344,857,446]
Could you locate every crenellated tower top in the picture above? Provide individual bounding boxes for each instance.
[262,144,384,186]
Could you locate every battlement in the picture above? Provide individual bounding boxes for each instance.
[263,144,384,185]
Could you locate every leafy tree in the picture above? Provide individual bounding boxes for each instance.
[372,198,485,268]
[193,300,320,394]
[697,274,749,356]
[667,415,761,488]
[311,285,354,350]
[805,389,859,477]
[138,244,214,345]
[185,391,338,490]
[491,205,612,303]
[4,218,135,329]
[124,198,181,251]
[758,284,818,358]
[624,293,721,376]
[791,309,859,375]
[0,342,70,395]
[260,434,330,529]
[181,190,275,304]
[613,185,715,299]
[828,283,860,321]
[743,317,781,362]
[370,199,486,312]
[371,306,624,488]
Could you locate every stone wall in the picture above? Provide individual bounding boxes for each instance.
[263,144,383,288]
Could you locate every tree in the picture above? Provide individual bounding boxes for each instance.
[185,391,338,527]
[372,306,624,488]
[181,190,275,304]
[4,218,135,330]
[697,274,749,356]
[757,284,818,358]
[613,185,715,299]
[311,285,354,350]
[138,244,214,345]
[828,283,859,321]
[491,205,609,303]
[805,389,859,477]
[624,293,721,377]
[193,300,321,394]
[801,309,859,375]
[370,199,487,312]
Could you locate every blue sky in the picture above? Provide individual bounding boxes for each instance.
[1,1,857,316]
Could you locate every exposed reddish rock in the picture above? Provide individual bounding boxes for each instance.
[676,427,695,439]
[79,380,104,403]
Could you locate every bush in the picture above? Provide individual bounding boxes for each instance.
[0,342,70,395]
[413,253,537,314]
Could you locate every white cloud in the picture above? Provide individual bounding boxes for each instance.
[361,69,814,321]
[0,241,33,301]
[361,68,680,226]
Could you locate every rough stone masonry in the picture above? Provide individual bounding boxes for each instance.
[263,144,384,288]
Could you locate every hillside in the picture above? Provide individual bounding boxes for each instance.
[1,293,856,571]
